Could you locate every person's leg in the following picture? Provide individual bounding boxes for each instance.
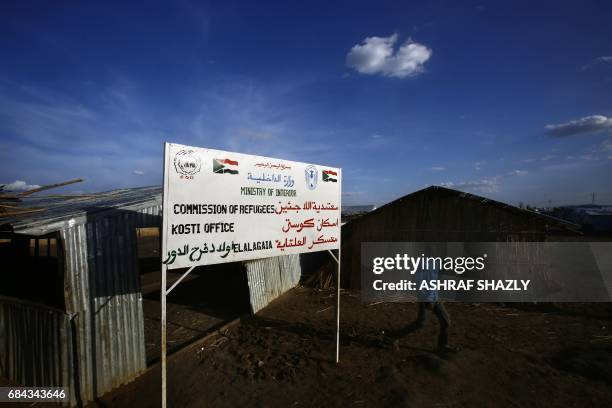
[433,302,454,353]
[389,302,430,350]
[395,302,429,338]
[416,302,429,326]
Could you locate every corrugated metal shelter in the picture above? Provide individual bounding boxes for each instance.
[341,186,580,288]
[0,186,301,405]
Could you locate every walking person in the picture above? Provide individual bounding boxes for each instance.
[391,257,456,357]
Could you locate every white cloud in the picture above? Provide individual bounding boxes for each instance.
[580,56,612,70]
[522,155,556,163]
[565,154,598,161]
[0,78,333,191]
[346,34,432,78]
[342,191,362,197]
[238,129,274,141]
[133,170,145,175]
[1,180,41,191]
[545,115,612,137]
[473,160,486,170]
[439,168,528,194]
[430,166,445,171]
[439,177,499,193]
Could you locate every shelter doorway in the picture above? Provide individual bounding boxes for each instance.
[0,234,64,309]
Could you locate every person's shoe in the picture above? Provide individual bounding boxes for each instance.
[437,345,458,359]
[377,331,395,349]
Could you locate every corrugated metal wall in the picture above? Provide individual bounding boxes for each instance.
[245,254,301,313]
[0,297,76,404]
[60,203,161,403]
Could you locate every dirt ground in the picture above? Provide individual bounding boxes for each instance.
[137,229,251,364]
[137,233,245,364]
[140,269,247,364]
[93,287,612,408]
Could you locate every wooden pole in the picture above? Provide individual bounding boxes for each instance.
[15,178,84,196]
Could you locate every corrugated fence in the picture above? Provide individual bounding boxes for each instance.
[0,297,76,404]
[245,254,301,313]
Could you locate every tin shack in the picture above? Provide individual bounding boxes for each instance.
[0,186,300,405]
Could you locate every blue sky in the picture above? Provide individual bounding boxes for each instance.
[1,0,611,206]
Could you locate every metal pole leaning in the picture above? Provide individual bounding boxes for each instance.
[166,265,197,295]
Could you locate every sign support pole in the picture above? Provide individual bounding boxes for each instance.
[332,170,342,364]
[336,247,341,363]
[161,263,167,408]
[161,263,195,408]
[328,249,341,364]
[161,142,170,408]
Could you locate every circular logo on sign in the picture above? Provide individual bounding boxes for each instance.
[305,165,318,190]
[174,150,201,175]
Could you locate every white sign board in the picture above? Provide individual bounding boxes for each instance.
[162,142,341,269]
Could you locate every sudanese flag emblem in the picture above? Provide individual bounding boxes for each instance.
[322,169,337,182]
[213,158,239,175]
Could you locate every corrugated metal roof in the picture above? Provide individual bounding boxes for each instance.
[0,186,162,235]
[342,205,376,215]
[344,185,580,232]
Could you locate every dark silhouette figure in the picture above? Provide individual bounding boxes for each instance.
[391,262,457,357]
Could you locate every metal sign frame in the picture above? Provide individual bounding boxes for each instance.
[160,142,342,407]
